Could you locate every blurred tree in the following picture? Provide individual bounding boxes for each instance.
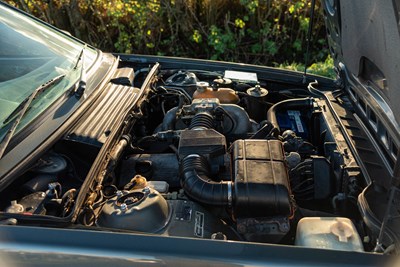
[4,0,333,77]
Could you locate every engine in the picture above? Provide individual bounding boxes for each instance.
[0,67,366,249]
[94,90,293,242]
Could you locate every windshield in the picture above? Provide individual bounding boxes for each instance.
[0,4,97,137]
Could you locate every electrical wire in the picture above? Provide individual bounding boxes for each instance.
[307,80,325,97]
[158,85,192,102]
[81,206,96,226]
[161,101,166,115]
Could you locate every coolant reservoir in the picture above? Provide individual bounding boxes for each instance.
[193,81,239,104]
[295,217,364,252]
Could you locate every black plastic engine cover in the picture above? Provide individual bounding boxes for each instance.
[178,129,226,173]
[178,129,226,160]
[232,140,291,218]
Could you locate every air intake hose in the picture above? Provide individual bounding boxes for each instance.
[180,154,232,206]
[189,112,214,130]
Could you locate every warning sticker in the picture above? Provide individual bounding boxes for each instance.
[224,70,258,82]
[194,211,205,238]
[287,110,304,133]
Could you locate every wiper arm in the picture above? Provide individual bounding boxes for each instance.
[73,44,87,98]
[0,74,65,159]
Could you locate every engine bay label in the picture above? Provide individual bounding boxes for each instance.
[194,211,205,238]
[287,110,304,133]
[224,70,258,82]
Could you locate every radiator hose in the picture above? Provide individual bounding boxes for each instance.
[180,154,232,206]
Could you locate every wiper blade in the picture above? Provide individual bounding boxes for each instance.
[0,74,65,159]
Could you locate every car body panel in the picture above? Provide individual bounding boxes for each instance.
[0,225,389,267]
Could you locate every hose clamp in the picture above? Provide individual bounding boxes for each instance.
[185,154,201,159]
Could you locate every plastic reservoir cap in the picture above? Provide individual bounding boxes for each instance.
[295,217,364,252]
[196,81,210,92]
[330,221,354,242]
[6,200,24,213]
[246,84,268,97]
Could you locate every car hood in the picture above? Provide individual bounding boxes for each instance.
[323,0,400,127]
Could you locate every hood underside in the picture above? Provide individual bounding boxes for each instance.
[323,0,400,175]
[324,0,400,125]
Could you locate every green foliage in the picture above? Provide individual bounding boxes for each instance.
[308,55,336,78]
[279,55,336,79]
[5,0,334,77]
[240,0,259,14]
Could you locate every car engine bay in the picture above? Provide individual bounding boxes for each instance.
[0,60,386,252]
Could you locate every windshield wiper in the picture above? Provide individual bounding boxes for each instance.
[0,74,66,159]
[73,44,87,98]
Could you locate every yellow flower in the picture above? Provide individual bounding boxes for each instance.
[192,30,202,43]
[235,18,245,29]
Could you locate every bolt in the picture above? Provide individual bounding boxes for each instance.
[142,187,151,194]
[120,203,127,211]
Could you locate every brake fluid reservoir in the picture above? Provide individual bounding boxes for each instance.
[193,81,239,104]
[295,217,364,252]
